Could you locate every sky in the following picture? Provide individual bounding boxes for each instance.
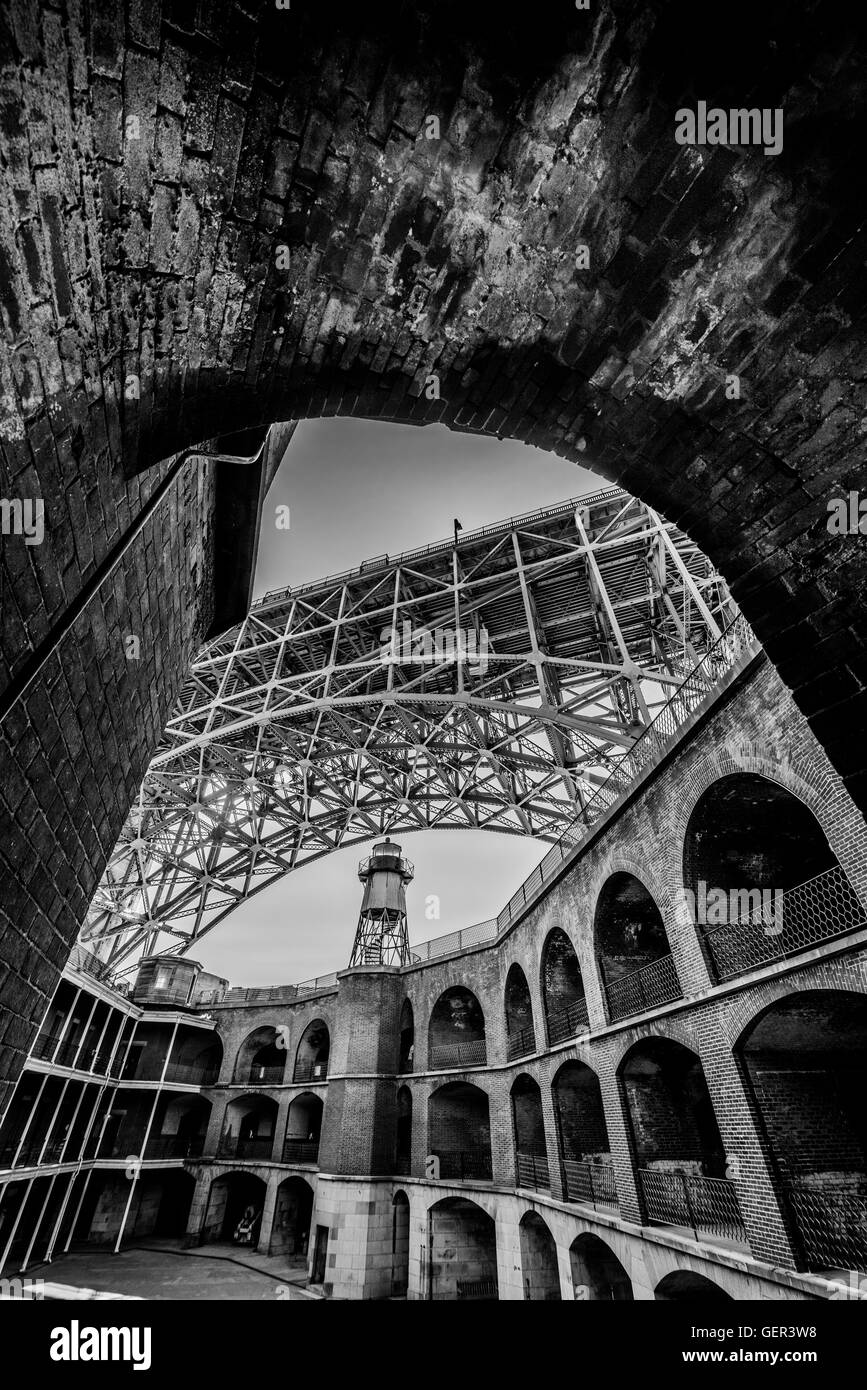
[193,419,601,987]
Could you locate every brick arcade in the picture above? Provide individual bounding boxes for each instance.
[0,0,866,1304]
[1,640,866,1300]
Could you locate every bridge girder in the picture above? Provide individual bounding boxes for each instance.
[82,486,737,973]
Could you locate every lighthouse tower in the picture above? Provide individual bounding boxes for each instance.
[349,838,414,967]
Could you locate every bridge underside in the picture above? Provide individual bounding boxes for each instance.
[84,488,737,971]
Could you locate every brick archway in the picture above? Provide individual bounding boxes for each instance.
[1,0,865,1104]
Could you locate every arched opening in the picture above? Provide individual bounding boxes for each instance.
[149,1094,211,1160]
[570,1234,633,1301]
[428,1082,492,1181]
[233,1026,287,1086]
[284,1092,323,1164]
[655,1270,733,1302]
[519,1211,561,1301]
[552,1061,617,1210]
[621,1038,745,1247]
[392,1191,410,1297]
[218,1095,278,1162]
[202,1172,267,1250]
[396,1086,413,1175]
[737,991,867,1274]
[511,1075,549,1192]
[684,773,860,981]
[428,1197,498,1301]
[167,1028,223,1085]
[399,999,415,1073]
[271,1176,314,1262]
[595,873,681,1021]
[428,987,487,1070]
[504,964,536,1061]
[293,1020,330,1083]
[540,928,588,1045]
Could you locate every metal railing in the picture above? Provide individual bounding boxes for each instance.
[516,1152,550,1191]
[292,1059,329,1083]
[282,1138,319,1164]
[562,1159,619,1210]
[163,1060,221,1086]
[428,1039,488,1070]
[605,954,682,1021]
[456,1277,498,1300]
[394,1153,411,1175]
[240,1064,287,1086]
[433,1149,493,1181]
[217,1135,275,1160]
[639,1169,746,1246]
[702,865,867,982]
[258,486,624,611]
[144,1134,205,1160]
[411,614,758,967]
[786,1183,867,1273]
[0,1137,68,1170]
[506,1025,536,1061]
[546,996,590,1045]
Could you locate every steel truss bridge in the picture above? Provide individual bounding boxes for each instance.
[83,486,740,974]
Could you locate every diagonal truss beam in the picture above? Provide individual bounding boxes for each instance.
[82,487,739,974]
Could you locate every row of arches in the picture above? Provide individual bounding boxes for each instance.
[405,771,849,1070]
[217,1092,324,1164]
[403,990,867,1274]
[424,1196,731,1301]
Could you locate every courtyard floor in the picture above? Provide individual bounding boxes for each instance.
[28,1238,316,1301]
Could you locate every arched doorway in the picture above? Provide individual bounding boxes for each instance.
[737,990,867,1274]
[540,928,588,1044]
[219,1095,277,1161]
[595,873,681,1020]
[552,1061,616,1210]
[399,999,415,1073]
[396,1086,412,1175]
[284,1092,324,1164]
[519,1211,561,1300]
[293,1020,330,1082]
[428,988,487,1070]
[621,1038,745,1246]
[428,1082,492,1181]
[428,1197,498,1300]
[570,1234,633,1301]
[202,1172,267,1250]
[392,1191,410,1297]
[271,1176,314,1262]
[683,773,858,980]
[234,1026,286,1086]
[504,964,536,1061]
[511,1075,549,1192]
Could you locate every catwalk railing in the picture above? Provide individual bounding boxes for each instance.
[638,1168,747,1246]
[282,1138,319,1164]
[516,1152,550,1191]
[292,1059,329,1083]
[562,1159,619,1210]
[786,1183,867,1274]
[604,954,682,1022]
[216,1135,275,1160]
[433,1149,493,1181]
[411,615,758,967]
[506,1025,537,1061]
[701,865,867,982]
[428,1038,488,1070]
[545,996,590,1045]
